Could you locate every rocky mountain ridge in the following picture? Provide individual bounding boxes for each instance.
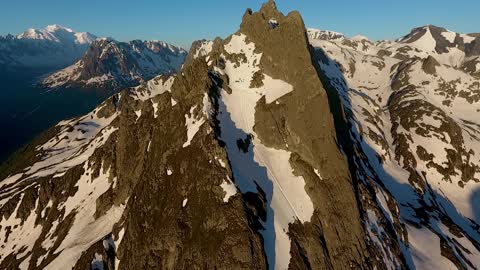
[41,39,187,90]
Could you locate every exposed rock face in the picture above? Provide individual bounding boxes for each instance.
[41,39,187,90]
[235,2,373,269]
[310,21,480,269]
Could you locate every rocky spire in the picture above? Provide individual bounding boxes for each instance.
[229,1,378,269]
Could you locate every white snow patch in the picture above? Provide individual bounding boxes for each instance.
[269,19,279,28]
[167,169,173,176]
[462,34,476,44]
[182,105,206,148]
[222,34,293,133]
[133,76,174,101]
[114,228,125,269]
[24,106,118,180]
[134,109,142,121]
[351,35,369,41]
[194,40,214,59]
[0,196,43,265]
[441,31,456,43]
[0,173,23,190]
[182,198,188,207]
[406,225,457,269]
[215,156,226,168]
[91,253,104,270]
[220,178,237,203]
[151,101,159,118]
[44,164,124,270]
[307,28,345,41]
[202,92,212,118]
[147,140,152,152]
[85,74,111,85]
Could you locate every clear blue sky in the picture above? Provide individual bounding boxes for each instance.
[1,0,479,49]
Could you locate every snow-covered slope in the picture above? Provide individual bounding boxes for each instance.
[0,25,96,70]
[41,39,187,89]
[310,24,480,269]
[392,25,480,68]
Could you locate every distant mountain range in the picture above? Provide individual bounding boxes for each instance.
[0,25,187,166]
[0,24,187,90]
[41,38,187,89]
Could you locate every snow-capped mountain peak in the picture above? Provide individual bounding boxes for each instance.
[16,24,96,45]
[351,34,369,41]
[1,24,98,69]
[397,25,444,51]
[16,28,47,40]
[73,32,96,44]
[397,24,480,57]
[44,24,73,32]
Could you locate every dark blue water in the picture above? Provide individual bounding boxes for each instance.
[0,69,114,163]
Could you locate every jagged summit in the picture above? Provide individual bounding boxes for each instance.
[44,24,73,32]
[241,0,305,34]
